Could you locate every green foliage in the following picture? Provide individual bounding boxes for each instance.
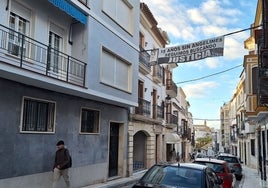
[195,136,212,149]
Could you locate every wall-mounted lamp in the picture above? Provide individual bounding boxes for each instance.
[165,95,171,101]
[157,95,160,99]
[144,88,147,92]
[151,92,153,96]
[165,95,171,104]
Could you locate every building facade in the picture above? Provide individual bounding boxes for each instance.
[220,103,231,153]
[128,2,174,175]
[244,0,268,181]
[128,3,194,176]
[177,87,193,162]
[0,0,139,187]
[220,0,268,183]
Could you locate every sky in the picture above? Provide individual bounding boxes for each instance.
[141,0,258,129]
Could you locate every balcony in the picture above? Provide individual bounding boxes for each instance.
[246,94,268,121]
[166,79,178,98]
[139,46,151,75]
[135,98,151,116]
[166,113,178,129]
[0,24,86,87]
[153,64,163,83]
[157,105,164,119]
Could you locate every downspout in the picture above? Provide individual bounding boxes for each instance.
[6,0,9,10]
[262,125,266,181]
[259,125,263,180]
[68,20,79,45]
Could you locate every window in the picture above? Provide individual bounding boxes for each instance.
[252,67,258,95]
[206,168,217,187]
[102,0,134,34]
[8,1,31,56]
[8,12,30,56]
[48,23,65,77]
[251,139,255,156]
[21,97,55,133]
[80,108,100,133]
[49,31,63,73]
[101,48,132,92]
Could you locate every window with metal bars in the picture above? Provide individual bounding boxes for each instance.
[80,108,100,133]
[21,97,55,132]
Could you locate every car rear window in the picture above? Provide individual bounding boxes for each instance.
[140,165,202,188]
[194,162,224,173]
[218,156,238,163]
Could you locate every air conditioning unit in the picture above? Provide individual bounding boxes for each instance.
[8,42,20,56]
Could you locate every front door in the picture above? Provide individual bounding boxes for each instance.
[109,123,119,177]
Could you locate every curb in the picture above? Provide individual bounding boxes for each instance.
[81,170,146,188]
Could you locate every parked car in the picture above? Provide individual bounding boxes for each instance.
[132,162,223,188]
[193,158,235,188]
[195,153,207,159]
[216,153,243,181]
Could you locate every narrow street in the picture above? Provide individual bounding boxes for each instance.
[82,165,268,188]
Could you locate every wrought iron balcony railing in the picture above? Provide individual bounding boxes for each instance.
[0,24,86,87]
[166,113,178,128]
[135,98,151,116]
[157,105,164,119]
[153,64,163,83]
[139,46,151,71]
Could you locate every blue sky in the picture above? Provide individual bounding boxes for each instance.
[142,0,258,129]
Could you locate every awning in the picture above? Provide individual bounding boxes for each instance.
[49,0,87,24]
[166,133,180,144]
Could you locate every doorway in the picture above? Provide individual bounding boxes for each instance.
[133,131,147,171]
[109,122,119,177]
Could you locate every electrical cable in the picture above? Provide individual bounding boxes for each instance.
[176,64,243,84]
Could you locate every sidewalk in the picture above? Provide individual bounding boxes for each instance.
[240,165,268,188]
[80,170,146,188]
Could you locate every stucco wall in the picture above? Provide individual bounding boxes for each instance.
[0,78,128,187]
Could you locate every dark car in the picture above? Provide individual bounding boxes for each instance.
[216,153,243,181]
[132,163,223,188]
[193,158,235,188]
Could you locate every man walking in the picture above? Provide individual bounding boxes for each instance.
[52,140,71,188]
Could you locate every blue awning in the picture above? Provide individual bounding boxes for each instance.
[49,0,87,24]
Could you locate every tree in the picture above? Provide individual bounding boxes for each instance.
[195,136,212,149]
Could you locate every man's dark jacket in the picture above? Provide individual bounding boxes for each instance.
[53,148,71,170]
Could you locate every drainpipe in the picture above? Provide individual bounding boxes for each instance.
[258,125,263,179]
[68,20,79,45]
[6,0,9,10]
[262,127,266,181]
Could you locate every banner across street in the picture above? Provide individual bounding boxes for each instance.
[150,36,224,64]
